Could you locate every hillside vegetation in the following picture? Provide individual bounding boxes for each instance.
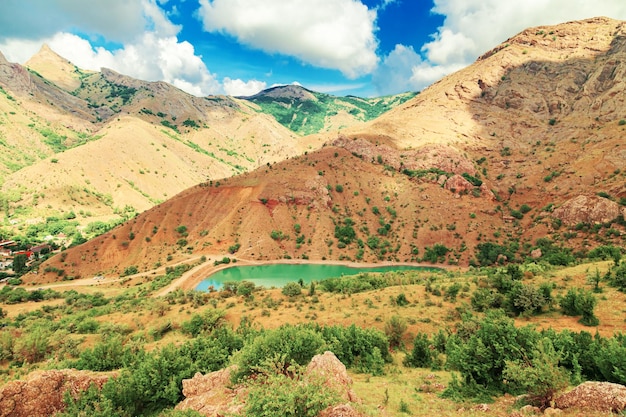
[243,85,416,135]
[0,16,625,417]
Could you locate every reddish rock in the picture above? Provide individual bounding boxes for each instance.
[306,351,360,403]
[554,381,626,413]
[444,174,474,195]
[175,366,245,417]
[0,369,112,417]
[552,195,621,226]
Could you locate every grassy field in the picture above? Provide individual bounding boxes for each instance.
[1,258,625,416]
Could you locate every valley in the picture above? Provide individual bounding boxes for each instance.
[0,16,625,417]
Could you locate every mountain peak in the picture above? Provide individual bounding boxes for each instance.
[244,84,318,101]
[25,44,83,91]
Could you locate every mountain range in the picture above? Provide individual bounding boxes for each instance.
[0,17,624,281]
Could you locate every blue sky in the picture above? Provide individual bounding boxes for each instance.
[1,1,625,97]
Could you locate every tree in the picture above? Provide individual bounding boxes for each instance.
[12,254,28,275]
[384,315,407,349]
[559,288,599,326]
[503,338,569,409]
[403,332,433,368]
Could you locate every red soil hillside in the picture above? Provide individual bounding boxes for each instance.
[28,17,626,283]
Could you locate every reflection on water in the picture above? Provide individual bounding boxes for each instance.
[196,263,432,291]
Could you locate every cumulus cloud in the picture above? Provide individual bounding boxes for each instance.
[223,78,267,96]
[374,0,626,95]
[372,44,423,96]
[196,0,378,78]
[0,0,150,43]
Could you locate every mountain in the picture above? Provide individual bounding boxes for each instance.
[30,17,626,281]
[242,84,416,135]
[2,46,411,235]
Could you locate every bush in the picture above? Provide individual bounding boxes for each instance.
[503,338,569,409]
[384,315,407,348]
[444,310,539,398]
[282,282,302,297]
[403,332,433,368]
[559,288,599,326]
[75,336,126,371]
[231,325,326,382]
[181,309,226,337]
[319,324,391,375]
[240,371,339,417]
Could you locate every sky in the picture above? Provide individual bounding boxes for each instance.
[0,1,625,98]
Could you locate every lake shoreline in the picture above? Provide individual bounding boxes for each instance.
[158,256,448,296]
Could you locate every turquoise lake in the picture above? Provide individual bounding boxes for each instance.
[195,263,431,291]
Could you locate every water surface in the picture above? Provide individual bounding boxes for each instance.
[196,263,432,291]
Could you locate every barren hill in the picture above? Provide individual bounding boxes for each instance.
[0,46,411,233]
[20,17,626,282]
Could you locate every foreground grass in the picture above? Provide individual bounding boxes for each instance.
[0,259,625,416]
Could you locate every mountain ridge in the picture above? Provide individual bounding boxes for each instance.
[26,17,626,281]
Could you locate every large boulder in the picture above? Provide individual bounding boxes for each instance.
[554,381,626,413]
[306,351,360,403]
[551,195,621,226]
[0,369,111,417]
[175,366,245,416]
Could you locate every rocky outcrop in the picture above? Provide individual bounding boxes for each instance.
[176,351,361,417]
[175,366,244,417]
[444,174,475,195]
[0,369,112,417]
[554,381,626,412]
[551,195,621,226]
[306,351,360,403]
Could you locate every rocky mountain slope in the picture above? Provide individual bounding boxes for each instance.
[1,46,409,232]
[17,17,626,281]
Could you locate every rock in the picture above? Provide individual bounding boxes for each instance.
[554,381,626,413]
[175,366,245,417]
[444,174,474,195]
[519,404,541,414]
[530,248,542,259]
[0,369,112,417]
[552,195,621,226]
[317,403,365,417]
[543,407,563,415]
[472,403,490,412]
[306,351,360,403]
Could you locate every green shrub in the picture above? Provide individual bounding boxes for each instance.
[282,282,302,297]
[444,310,539,398]
[403,332,433,368]
[384,315,407,348]
[75,336,126,371]
[503,338,569,409]
[559,288,599,326]
[181,309,226,337]
[240,371,339,417]
[231,325,325,382]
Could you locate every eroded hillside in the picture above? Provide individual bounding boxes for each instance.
[10,17,626,283]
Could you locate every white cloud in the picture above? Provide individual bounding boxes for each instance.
[372,44,423,95]
[0,0,152,43]
[223,78,267,96]
[196,0,379,78]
